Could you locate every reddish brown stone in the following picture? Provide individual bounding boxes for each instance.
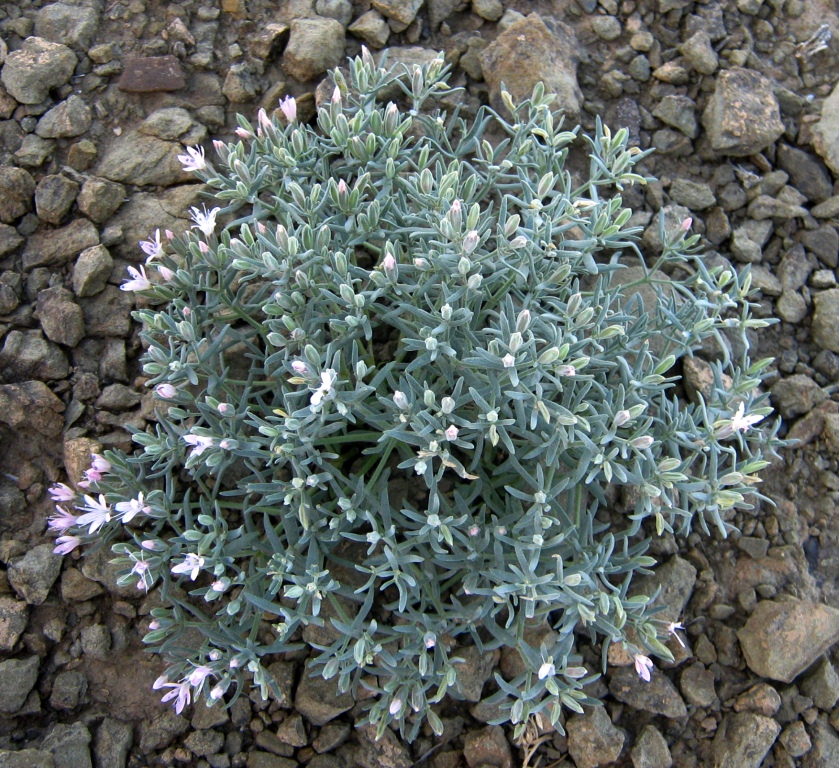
[118,55,185,93]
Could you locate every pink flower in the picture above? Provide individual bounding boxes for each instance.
[211,579,228,592]
[634,654,654,683]
[184,433,214,458]
[463,230,479,255]
[120,265,151,292]
[156,383,177,399]
[157,265,175,281]
[468,525,480,536]
[172,553,205,581]
[91,454,111,474]
[48,506,78,532]
[257,107,271,131]
[291,360,308,375]
[159,680,192,714]
[53,535,81,555]
[76,494,112,534]
[49,483,75,502]
[141,540,158,550]
[148,620,160,630]
[212,139,225,152]
[424,633,436,649]
[630,435,654,450]
[332,85,341,104]
[217,403,230,414]
[445,425,459,441]
[177,145,206,172]
[188,665,214,688]
[557,365,576,377]
[115,493,151,523]
[279,95,297,124]
[140,229,164,261]
[680,217,693,232]
[210,685,225,700]
[198,240,210,254]
[235,126,254,140]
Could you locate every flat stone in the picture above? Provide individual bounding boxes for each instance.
[283,18,345,82]
[0,224,24,257]
[452,646,498,703]
[35,95,92,138]
[0,656,40,713]
[372,0,423,30]
[42,722,92,768]
[669,179,715,210]
[679,663,717,707]
[348,10,391,48]
[0,37,77,104]
[630,724,672,768]
[37,286,85,347]
[633,555,696,625]
[777,143,833,203]
[35,3,100,49]
[0,380,65,436]
[567,706,625,768]
[801,658,839,711]
[801,225,839,268]
[294,660,354,725]
[15,134,56,167]
[776,291,808,323]
[732,682,781,716]
[770,374,827,420]
[0,167,36,223]
[0,596,29,651]
[79,285,134,337]
[315,0,353,28]
[804,715,839,767]
[119,55,186,92]
[50,670,88,710]
[23,218,99,270]
[737,600,839,683]
[462,725,512,768]
[652,94,698,139]
[0,331,70,382]
[479,13,582,121]
[702,67,785,156]
[680,29,718,74]
[34,174,79,225]
[0,750,53,768]
[138,107,202,142]
[93,719,133,768]
[77,177,126,223]
[712,712,780,768]
[8,543,63,605]
[73,245,113,297]
[609,666,688,718]
[96,131,190,187]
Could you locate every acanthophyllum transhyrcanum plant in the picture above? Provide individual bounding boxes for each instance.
[50,49,781,740]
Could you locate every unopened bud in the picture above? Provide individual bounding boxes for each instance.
[463,230,479,255]
[631,435,654,449]
[613,410,631,428]
[393,391,409,410]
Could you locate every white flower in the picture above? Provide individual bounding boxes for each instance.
[120,265,151,292]
[311,369,337,407]
[53,535,81,555]
[91,454,111,473]
[634,654,654,683]
[140,229,164,261]
[187,665,214,688]
[189,205,220,237]
[279,95,297,123]
[115,493,151,523]
[177,145,206,172]
[667,621,686,649]
[502,353,516,368]
[184,433,214,458]
[49,483,75,502]
[538,661,555,680]
[159,681,191,714]
[445,425,459,441]
[291,360,308,375]
[393,391,409,410]
[76,494,112,534]
[730,401,764,433]
[48,507,78,532]
[172,553,205,581]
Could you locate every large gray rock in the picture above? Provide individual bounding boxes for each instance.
[814,288,839,353]
[712,712,780,768]
[804,715,839,768]
[737,600,839,683]
[372,0,423,30]
[35,2,100,49]
[94,718,133,768]
[814,82,839,177]
[0,656,40,713]
[41,722,92,768]
[8,543,63,605]
[34,174,79,225]
[283,18,345,82]
[633,555,696,625]
[479,14,582,121]
[0,749,53,768]
[73,245,113,298]
[0,331,70,382]
[462,725,512,768]
[35,95,92,138]
[96,132,191,187]
[77,177,126,223]
[294,660,354,725]
[36,287,85,347]
[0,37,77,104]
[702,67,785,156]
[0,596,29,652]
[770,374,827,420]
[0,380,65,436]
[609,666,688,718]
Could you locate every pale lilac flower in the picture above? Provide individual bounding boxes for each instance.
[502,353,516,368]
[613,410,631,428]
[382,252,397,278]
[188,665,214,688]
[141,540,158,550]
[445,425,459,441]
[120,265,152,292]
[667,621,686,649]
[210,685,225,700]
[229,658,240,669]
[634,654,654,683]
[337,179,348,195]
[140,229,164,261]
[157,265,175,281]
[189,205,220,238]
[211,580,228,593]
[469,525,480,536]
[165,229,175,240]
[115,493,151,523]
[91,454,111,474]
[184,433,214,458]
[156,383,177,399]
[389,698,402,716]
[538,661,555,680]
[76,494,112,534]
[257,107,271,131]
[413,257,428,269]
[209,650,221,661]
[172,553,205,581]
[49,483,75,502]
[153,675,169,690]
[217,402,230,414]
[53,535,81,555]
[310,369,337,407]
[160,681,191,714]
[177,145,206,172]
[291,360,308,375]
[183,307,192,316]
[729,401,764,434]
[48,506,78,532]
[219,439,233,450]
[212,139,225,152]
[198,240,210,254]
[279,95,297,123]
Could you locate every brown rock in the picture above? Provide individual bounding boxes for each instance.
[737,600,839,683]
[0,380,65,436]
[22,218,99,270]
[119,55,186,92]
[63,436,102,488]
[0,596,29,652]
[0,167,35,224]
[462,725,512,768]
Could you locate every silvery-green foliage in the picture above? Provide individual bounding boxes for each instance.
[61,50,781,740]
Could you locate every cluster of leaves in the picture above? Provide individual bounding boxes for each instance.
[54,50,781,740]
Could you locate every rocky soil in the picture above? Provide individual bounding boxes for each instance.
[3,0,839,766]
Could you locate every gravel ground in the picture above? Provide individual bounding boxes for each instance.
[4,0,839,766]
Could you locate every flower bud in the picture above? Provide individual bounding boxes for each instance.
[631,435,654,449]
[440,304,452,321]
[510,236,527,249]
[467,273,483,290]
[156,383,177,399]
[613,410,631,428]
[441,396,455,414]
[393,391,409,410]
[508,332,523,352]
[463,230,479,255]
